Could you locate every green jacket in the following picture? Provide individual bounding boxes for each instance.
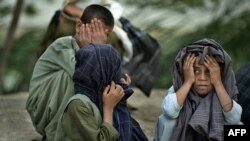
[26,36,79,141]
[54,94,119,141]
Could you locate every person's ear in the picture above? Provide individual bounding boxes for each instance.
[105,29,109,33]
[75,20,82,34]
[105,29,111,36]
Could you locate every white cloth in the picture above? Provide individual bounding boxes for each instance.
[62,0,122,21]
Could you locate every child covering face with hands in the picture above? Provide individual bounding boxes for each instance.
[59,42,148,141]
[27,4,148,141]
[154,38,242,141]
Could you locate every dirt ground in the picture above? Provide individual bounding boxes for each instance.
[0,88,166,141]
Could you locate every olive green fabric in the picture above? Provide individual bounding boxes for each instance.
[26,36,79,141]
[55,94,119,141]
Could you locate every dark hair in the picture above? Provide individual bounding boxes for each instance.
[80,4,114,28]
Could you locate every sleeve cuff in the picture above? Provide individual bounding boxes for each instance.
[223,100,242,124]
[102,122,120,138]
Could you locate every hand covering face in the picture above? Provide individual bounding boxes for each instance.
[73,43,148,141]
[171,38,238,141]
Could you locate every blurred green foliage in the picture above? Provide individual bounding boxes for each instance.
[1,0,250,94]
[0,29,43,93]
[154,11,250,89]
[0,4,11,17]
[24,3,38,16]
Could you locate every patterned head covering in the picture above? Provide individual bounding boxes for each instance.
[73,43,148,141]
[74,43,121,107]
[171,38,238,141]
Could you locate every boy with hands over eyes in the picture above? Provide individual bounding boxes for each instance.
[154,38,242,141]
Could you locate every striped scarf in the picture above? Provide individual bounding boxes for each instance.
[73,43,148,141]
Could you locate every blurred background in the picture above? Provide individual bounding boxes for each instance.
[0,0,250,95]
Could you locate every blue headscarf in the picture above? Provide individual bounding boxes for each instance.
[73,43,148,141]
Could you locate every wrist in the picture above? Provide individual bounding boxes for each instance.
[103,107,113,125]
[183,80,193,88]
[213,81,223,89]
[222,100,233,112]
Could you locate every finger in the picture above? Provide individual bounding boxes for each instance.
[91,19,96,33]
[98,20,105,33]
[95,19,101,33]
[121,73,131,84]
[120,89,125,97]
[184,53,191,62]
[190,56,196,66]
[183,54,190,67]
[210,56,219,66]
[83,24,88,38]
[79,24,84,39]
[120,78,126,84]
[103,85,110,95]
[115,84,123,94]
[211,57,218,63]
[124,73,129,79]
[125,73,132,84]
[206,55,219,69]
[187,54,195,67]
[204,55,211,64]
[83,24,87,39]
[203,61,210,69]
[184,53,193,65]
[110,81,115,91]
[189,54,196,61]
[86,24,91,41]
[204,56,213,70]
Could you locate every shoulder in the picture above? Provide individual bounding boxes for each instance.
[67,99,89,114]
[51,36,74,49]
[67,94,98,114]
[40,36,76,60]
[41,36,73,55]
[68,94,93,108]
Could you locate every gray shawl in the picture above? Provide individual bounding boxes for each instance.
[171,38,238,141]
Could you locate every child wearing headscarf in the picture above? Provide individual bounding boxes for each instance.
[58,43,148,141]
[154,38,242,141]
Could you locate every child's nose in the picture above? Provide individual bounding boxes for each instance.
[199,72,207,80]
